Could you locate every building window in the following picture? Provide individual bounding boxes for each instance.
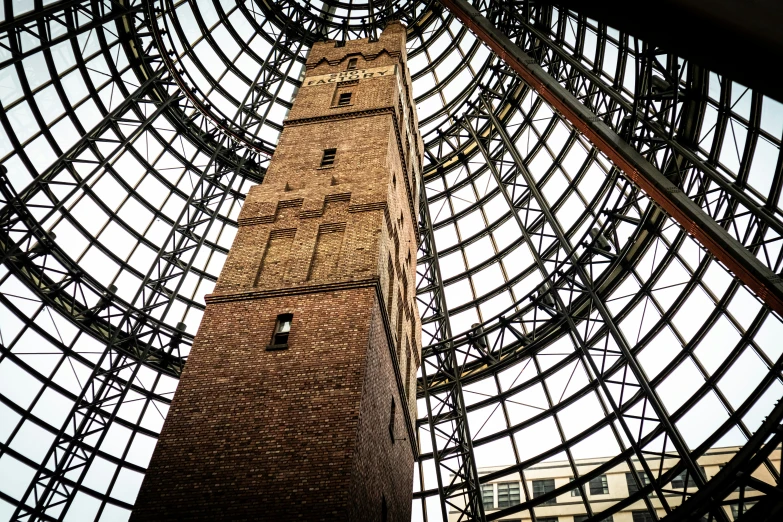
[497,482,520,508]
[320,148,337,167]
[626,472,650,494]
[671,469,697,489]
[337,92,352,106]
[481,483,494,510]
[347,57,358,70]
[575,516,613,522]
[268,313,292,349]
[731,501,756,519]
[589,474,609,495]
[569,477,581,497]
[536,518,558,522]
[388,398,396,443]
[532,479,556,505]
[631,511,654,522]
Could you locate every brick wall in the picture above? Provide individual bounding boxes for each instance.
[132,289,412,521]
[131,21,422,521]
[348,298,416,521]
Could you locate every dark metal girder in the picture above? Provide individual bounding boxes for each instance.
[417,181,486,521]
[437,0,783,317]
[540,0,783,105]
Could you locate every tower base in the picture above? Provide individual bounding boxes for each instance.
[130,285,414,521]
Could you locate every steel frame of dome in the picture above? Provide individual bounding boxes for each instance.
[0,1,781,522]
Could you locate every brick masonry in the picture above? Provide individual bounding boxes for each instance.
[131,21,422,521]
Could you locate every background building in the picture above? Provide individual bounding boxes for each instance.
[1,0,782,521]
[451,446,780,521]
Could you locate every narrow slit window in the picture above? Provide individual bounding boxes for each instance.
[405,345,412,396]
[338,92,352,106]
[347,57,358,70]
[388,398,396,443]
[269,313,293,348]
[387,256,394,315]
[320,148,336,167]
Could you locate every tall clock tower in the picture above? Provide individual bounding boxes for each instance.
[131,22,422,521]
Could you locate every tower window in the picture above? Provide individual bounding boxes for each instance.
[320,148,337,167]
[388,398,396,443]
[347,57,358,70]
[337,92,352,106]
[268,313,293,349]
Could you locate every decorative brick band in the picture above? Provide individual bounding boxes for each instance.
[279,198,304,208]
[299,209,323,219]
[300,193,353,219]
[205,278,381,304]
[349,201,387,213]
[237,215,274,226]
[284,106,395,127]
[326,192,352,203]
[306,49,402,70]
[238,198,304,226]
[269,228,296,240]
[319,222,347,234]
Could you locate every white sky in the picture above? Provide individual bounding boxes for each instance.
[0,1,782,521]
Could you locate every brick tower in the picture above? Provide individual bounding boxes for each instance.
[131,22,422,521]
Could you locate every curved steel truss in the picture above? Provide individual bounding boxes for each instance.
[0,1,781,521]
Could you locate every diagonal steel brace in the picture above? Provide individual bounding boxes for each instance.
[437,0,783,316]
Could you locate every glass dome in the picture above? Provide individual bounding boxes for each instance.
[0,1,781,521]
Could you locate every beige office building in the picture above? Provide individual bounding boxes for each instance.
[450,446,779,522]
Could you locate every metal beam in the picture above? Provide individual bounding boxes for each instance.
[463,115,663,519]
[541,0,783,104]
[437,0,783,316]
[417,184,486,521]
